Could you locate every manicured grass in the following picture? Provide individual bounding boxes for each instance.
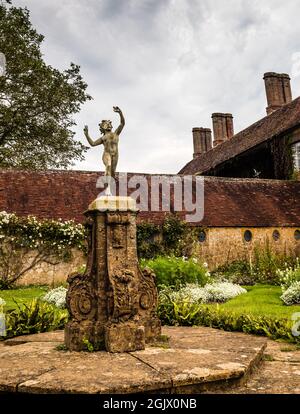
[206,285,300,320]
[1,284,299,322]
[0,286,48,310]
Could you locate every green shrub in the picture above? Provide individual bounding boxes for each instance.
[141,256,210,289]
[137,215,197,259]
[161,215,187,255]
[158,299,299,344]
[213,244,299,286]
[137,222,163,259]
[251,242,288,284]
[3,299,68,339]
[211,260,254,285]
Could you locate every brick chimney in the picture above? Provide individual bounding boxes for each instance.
[263,72,292,115]
[192,127,212,158]
[212,113,234,147]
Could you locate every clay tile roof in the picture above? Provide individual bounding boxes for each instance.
[0,170,299,227]
[199,176,300,227]
[179,96,300,175]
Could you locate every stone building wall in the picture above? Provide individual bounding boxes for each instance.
[15,227,300,286]
[194,227,300,269]
[16,249,85,287]
[1,170,300,284]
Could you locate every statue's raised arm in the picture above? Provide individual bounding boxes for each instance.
[84,125,103,147]
[113,106,125,136]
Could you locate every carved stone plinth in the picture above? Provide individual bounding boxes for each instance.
[64,196,161,352]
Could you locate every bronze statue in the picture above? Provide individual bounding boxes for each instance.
[84,106,125,179]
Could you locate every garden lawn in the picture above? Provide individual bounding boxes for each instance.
[206,284,300,320]
[0,286,48,311]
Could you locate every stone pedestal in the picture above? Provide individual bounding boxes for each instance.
[64,196,161,352]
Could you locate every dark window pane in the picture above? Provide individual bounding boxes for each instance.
[272,230,280,241]
[244,230,252,242]
[198,231,206,243]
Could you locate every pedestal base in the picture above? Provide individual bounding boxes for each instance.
[65,196,161,353]
[105,323,145,353]
[65,321,105,352]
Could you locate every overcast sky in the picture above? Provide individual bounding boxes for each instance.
[12,0,300,174]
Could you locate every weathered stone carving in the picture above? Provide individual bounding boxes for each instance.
[139,267,158,310]
[65,197,161,352]
[66,273,96,321]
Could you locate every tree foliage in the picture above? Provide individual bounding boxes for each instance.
[0,1,91,169]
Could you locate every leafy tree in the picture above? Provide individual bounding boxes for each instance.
[0,0,91,169]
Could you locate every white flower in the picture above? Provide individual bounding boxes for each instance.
[43,287,67,309]
[278,262,300,291]
[164,282,247,305]
[281,282,300,305]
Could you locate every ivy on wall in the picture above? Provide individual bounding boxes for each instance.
[137,214,199,259]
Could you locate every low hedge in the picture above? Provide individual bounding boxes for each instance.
[158,300,300,344]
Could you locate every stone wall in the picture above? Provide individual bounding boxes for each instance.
[14,227,300,286]
[194,227,300,269]
[16,249,86,287]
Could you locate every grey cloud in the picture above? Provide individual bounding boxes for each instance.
[11,0,300,173]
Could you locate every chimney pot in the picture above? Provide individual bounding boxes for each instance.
[263,72,292,115]
[192,127,212,158]
[212,113,234,146]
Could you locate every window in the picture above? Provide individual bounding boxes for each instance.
[295,230,300,241]
[244,230,252,242]
[292,142,300,171]
[198,230,206,243]
[272,230,280,241]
